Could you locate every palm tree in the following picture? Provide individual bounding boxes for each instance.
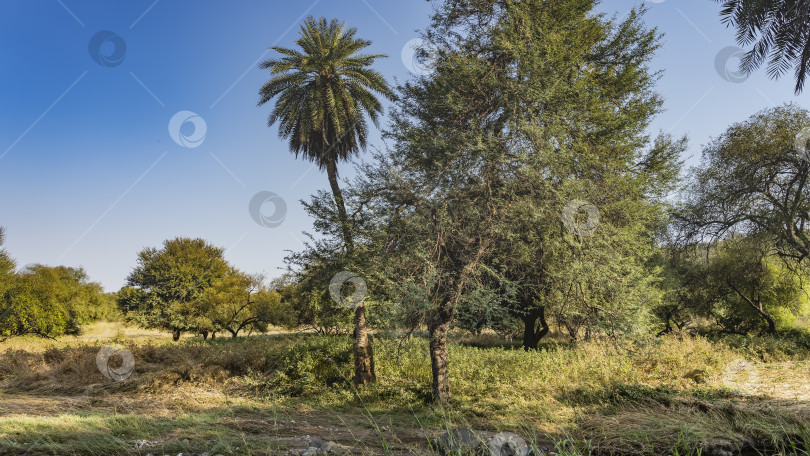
[715,0,810,93]
[258,16,393,385]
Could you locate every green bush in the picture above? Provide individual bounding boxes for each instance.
[261,336,354,396]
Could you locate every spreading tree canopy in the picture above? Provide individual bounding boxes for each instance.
[351,0,682,402]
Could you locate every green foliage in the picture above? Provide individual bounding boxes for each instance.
[199,270,296,338]
[355,0,683,343]
[714,0,810,93]
[0,228,114,339]
[261,336,354,396]
[276,262,354,335]
[258,16,394,168]
[118,237,230,338]
[659,236,809,336]
[0,264,111,339]
[0,227,14,279]
[676,105,810,263]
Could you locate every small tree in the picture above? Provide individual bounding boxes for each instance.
[200,270,294,338]
[118,238,230,341]
[0,227,16,327]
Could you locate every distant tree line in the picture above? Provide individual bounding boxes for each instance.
[0,228,117,340]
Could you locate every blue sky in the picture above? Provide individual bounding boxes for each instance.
[0,0,807,291]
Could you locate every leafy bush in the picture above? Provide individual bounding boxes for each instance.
[261,336,354,396]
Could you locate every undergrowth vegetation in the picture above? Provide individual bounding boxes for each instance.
[2,331,810,455]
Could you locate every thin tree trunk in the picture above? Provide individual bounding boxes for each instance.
[429,312,452,404]
[353,301,376,385]
[428,298,454,404]
[325,159,375,385]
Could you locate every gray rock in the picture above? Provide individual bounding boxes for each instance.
[301,448,319,456]
[308,438,326,449]
[321,441,344,454]
[434,428,483,455]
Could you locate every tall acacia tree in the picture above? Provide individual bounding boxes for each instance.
[358,0,681,403]
[258,16,394,385]
[714,0,810,93]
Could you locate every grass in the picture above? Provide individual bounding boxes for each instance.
[1,323,810,455]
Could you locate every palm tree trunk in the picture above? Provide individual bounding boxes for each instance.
[353,301,376,385]
[325,160,354,251]
[325,159,375,385]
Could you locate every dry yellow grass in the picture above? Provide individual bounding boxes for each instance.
[1,324,810,455]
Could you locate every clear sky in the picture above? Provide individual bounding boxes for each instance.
[0,0,807,291]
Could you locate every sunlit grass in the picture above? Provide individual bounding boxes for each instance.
[1,323,810,455]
